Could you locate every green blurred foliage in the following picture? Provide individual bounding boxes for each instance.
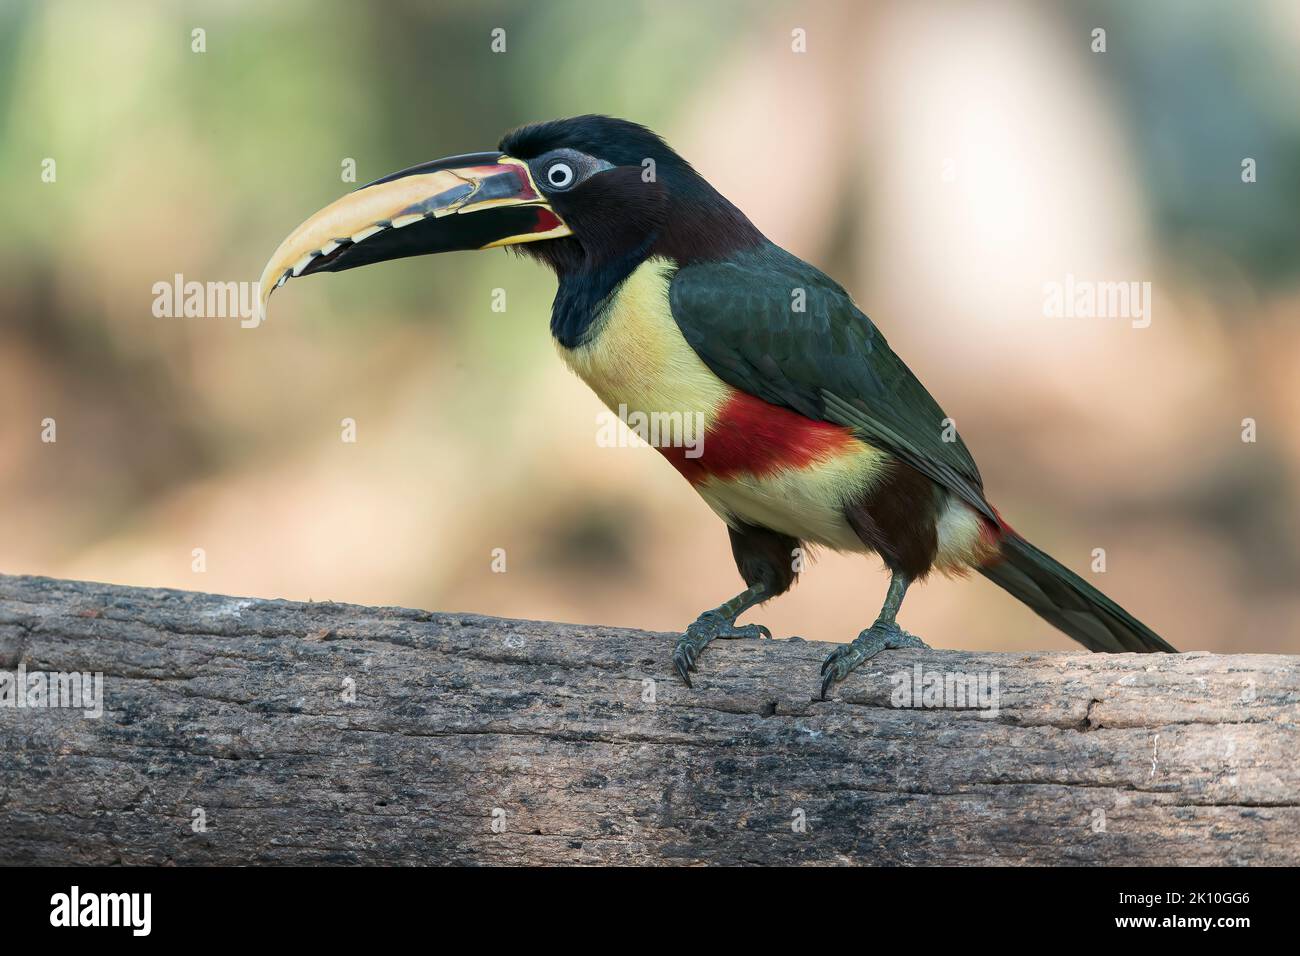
[0,0,1296,652]
[1080,0,1300,285]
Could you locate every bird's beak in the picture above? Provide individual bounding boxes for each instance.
[257,152,570,322]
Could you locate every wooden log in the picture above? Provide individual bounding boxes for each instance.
[0,573,1296,865]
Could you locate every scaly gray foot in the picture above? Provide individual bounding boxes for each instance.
[673,610,771,688]
[820,621,928,700]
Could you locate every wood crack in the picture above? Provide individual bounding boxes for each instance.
[2,572,1297,865]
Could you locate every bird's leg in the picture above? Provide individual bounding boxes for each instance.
[820,571,928,699]
[672,583,772,687]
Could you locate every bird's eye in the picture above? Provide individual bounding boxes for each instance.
[545,162,575,190]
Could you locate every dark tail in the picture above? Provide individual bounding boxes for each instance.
[979,533,1176,653]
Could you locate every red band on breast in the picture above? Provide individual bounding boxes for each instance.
[659,389,857,483]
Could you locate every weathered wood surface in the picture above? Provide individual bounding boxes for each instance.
[0,573,1296,865]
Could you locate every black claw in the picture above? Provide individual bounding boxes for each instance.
[820,673,834,700]
[672,610,775,690]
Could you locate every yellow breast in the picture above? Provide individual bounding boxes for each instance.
[556,258,732,421]
[554,256,887,552]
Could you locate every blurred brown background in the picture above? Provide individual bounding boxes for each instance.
[2,0,1297,654]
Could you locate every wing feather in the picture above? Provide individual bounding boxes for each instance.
[668,244,995,521]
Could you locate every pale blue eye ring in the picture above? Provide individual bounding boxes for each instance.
[546,162,575,189]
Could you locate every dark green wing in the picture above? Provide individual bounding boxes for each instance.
[668,243,994,521]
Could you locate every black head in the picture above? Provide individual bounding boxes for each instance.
[498,114,763,275]
[500,115,697,181]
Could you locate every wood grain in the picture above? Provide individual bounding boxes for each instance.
[1,573,1296,865]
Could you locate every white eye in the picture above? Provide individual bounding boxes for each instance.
[546,162,575,189]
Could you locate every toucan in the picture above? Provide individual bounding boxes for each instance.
[259,115,1176,698]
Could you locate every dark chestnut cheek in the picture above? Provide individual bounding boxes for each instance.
[550,171,667,245]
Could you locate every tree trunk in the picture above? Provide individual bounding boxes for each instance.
[1,573,1296,865]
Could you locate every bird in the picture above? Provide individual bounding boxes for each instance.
[259,114,1176,698]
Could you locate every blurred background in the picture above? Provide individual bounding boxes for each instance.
[1,0,1297,654]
